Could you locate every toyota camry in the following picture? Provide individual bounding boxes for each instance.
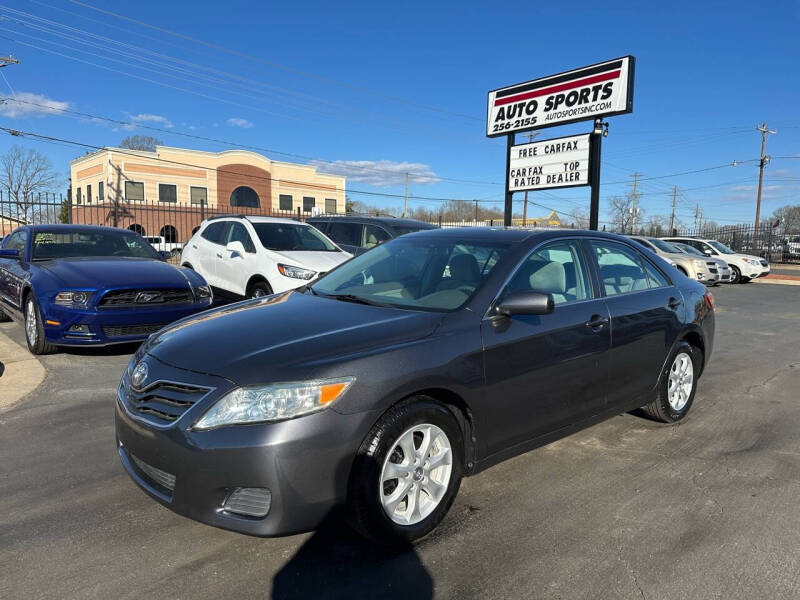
[116,228,714,544]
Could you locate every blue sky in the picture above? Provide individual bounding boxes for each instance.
[1,0,798,227]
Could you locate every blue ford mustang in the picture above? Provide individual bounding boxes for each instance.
[0,225,213,354]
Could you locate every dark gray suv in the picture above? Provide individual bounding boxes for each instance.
[307,215,436,255]
[116,228,715,544]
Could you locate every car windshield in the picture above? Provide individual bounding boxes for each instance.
[674,243,705,257]
[31,230,161,260]
[253,222,339,252]
[708,240,736,254]
[647,238,681,253]
[392,225,434,236]
[312,237,511,311]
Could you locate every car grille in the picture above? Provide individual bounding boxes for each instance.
[98,288,192,307]
[130,453,176,493]
[121,379,211,427]
[103,324,167,338]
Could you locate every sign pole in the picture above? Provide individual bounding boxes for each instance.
[504,133,514,226]
[589,119,603,230]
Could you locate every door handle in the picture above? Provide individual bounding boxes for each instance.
[216,253,223,258]
[668,297,682,309]
[192,244,198,249]
[585,314,609,330]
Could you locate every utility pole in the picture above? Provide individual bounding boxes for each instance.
[403,172,408,218]
[630,172,640,234]
[694,204,703,231]
[669,186,678,235]
[521,132,538,226]
[754,122,776,249]
[0,55,20,67]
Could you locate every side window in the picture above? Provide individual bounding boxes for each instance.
[201,221,227,245]
[327,222,363,247]
[591,241,651,296]
[5,230,27,254]
[506,240,591,305]
[226,222,256,253]
[364,225,391,249]
[642,257,670,288]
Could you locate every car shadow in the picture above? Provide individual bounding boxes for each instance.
[271,510,433,600]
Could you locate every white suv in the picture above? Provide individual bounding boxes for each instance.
[662,237,769,283]
[181,216,351,298]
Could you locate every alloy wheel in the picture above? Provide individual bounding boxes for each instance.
[25,299,38,346]
[667,352,694,411]
[379,423,453,526]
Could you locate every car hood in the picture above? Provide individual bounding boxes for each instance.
[38,257,192,289]
[266,249,351,273]
[145,291,443,385]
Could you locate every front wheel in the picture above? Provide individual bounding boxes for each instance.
[643,342,699,423]
[729,265,741,284]
[247,281,272,298]
[24,295,57,355]
[348,398,464,545]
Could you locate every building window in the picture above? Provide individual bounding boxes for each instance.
[125,181,144,202]
[190,186,207,205]
[279,194,293,211]
[98,181,104,203]
[76,187,82,205]
[324,198,337,214]
[86,184,92,204]
[303,196,315,212]
[160,225,178,243]
[159,183,177,203]
[230,186,259,208]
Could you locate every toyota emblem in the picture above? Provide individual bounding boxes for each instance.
[131,361,149,389]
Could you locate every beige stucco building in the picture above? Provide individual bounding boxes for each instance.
[68,145,346,241]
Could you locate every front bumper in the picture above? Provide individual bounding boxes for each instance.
[115,360,376,537]
[42,300,212,345]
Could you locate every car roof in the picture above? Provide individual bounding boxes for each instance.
[307,215,436,229]
[400,227,634,245]
[205,215,304,226]
[27,224,138,235]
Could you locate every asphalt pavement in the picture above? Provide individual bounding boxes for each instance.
[1,282,799,600]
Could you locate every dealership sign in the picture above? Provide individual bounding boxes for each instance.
[487,56,635,137]
[508,134,591,192]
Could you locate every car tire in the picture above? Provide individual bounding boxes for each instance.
[24,294,57,355]
[642,342,700,423]
[347,397,464,546]
[729,266,741,284]
[247,281,272,298]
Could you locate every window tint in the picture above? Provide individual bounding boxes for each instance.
[190,186,207,205]
[642,258,670,288]
[159,183,177,203]
[125,181,144,202]
[201,221,227,244]
[630,237,653,251]
[327,222,363,247]
[303,196,316,212]
[592,241,650,296]
[363,225,391,249]
[279,194,293,211]
[324,198,337,213]
[31,230,160,260]
[507,240,591,305]
[225,222,256,253]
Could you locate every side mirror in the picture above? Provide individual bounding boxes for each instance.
[496,290,554,317]
[158,250,171,261]
[703,249,713,256]
[226,241,246,257]
[0,248,20,259]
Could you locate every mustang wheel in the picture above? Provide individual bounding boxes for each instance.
[24,295,57,355]
[643,342,699,423]
[348,397,463,545]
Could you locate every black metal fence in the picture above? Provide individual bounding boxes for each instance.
[675,223,800,264]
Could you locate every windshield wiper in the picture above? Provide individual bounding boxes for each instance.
[320,293,385,307]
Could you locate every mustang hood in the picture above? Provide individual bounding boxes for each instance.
[39,258,192,290]
[145,291,442,385]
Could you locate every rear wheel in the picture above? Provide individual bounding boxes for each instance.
[643,342,699,423]
[348,397,464,545]
[24,294,57,355]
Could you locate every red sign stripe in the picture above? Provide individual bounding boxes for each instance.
[494,70,621,107]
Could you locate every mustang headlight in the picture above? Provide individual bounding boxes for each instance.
[193,285,212,301]
[54,291,92,306]
[193,377,355,430]
[277,263,316,280]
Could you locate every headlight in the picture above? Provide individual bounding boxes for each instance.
[747,258,760,265]
[54,291,92,306]
[692,259,705,269]
[193,285,212,301]
[193,377,355,430]
[277,263,316,280]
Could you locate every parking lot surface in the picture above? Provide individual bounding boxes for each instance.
[1,283,799,600]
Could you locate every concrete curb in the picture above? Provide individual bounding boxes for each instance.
[753,278,800,287]
[0,330,46,413]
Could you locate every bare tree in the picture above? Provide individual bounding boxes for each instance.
[0,145,60,222]
[569,208,589,229]
[644,214,670,237]
[772,204,800,230]
[119,135,163,152]
[607,195,633,233]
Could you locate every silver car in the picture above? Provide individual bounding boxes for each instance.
[629,236,719,285]
[670,242,731,284]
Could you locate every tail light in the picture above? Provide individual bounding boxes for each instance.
[704,291,714,310]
